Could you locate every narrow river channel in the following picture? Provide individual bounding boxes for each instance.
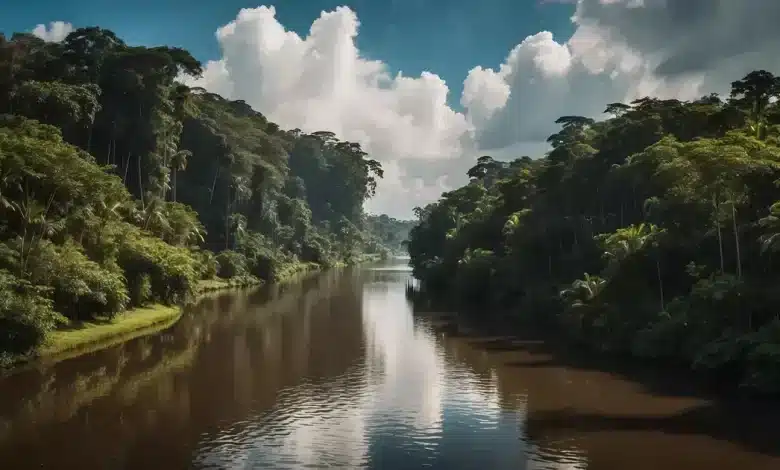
[0,259,778,469]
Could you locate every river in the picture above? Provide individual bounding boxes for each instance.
[0,259,778,469]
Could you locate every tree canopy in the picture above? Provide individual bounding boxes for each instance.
[407,70,780,395]
[0,26,401,365]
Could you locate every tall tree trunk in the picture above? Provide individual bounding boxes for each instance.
[656,258,664,311]
[209,166,221,205]
[225,196,230,251]
[732,201,742,280]
[545,226,553,278]
[106,129,112,164]
[7,48,15,114]
[107,122,113,166]
[137,102,144,209]
[86,118,94,154]
[123,152,131,184]
[713,193,725,274]
[160,128,168,201]
[18,179,29,276]
[572,220,579,251]
[224,182,233,250]
[620,201,625,227]
[172,168,177,202]
[111,125,117,166]
[137,153,145,210]
[599,194,605,227]
[548,254,553,278]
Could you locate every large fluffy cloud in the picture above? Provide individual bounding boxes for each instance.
[31,21,73,42]
[187,6,472,218]
[180,1,780,217]
[573,0,780,80]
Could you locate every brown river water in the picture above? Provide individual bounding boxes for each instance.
[0,259,778,469]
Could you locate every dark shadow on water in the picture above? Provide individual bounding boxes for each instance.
[458,328,716,401]
[525,404,780,458]
[503,359,558,368]
[467,338,548,353]
[414,299,780,459]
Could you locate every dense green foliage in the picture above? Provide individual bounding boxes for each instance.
[0,28,398,364]
[408,70,780,394]
[364,214,415,257]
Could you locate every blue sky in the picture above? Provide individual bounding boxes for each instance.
[1,0,575,108]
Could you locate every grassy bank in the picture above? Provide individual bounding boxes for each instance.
[275,261,320,283]
[359,253,383,263]
[30,263,322,366]
[16,260,336,369]
[37,306,181,367]
[33,277,262,366]
[195,276,263,294]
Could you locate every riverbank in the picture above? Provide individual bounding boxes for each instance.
[417,294,780,397]
[39,305,182,362]
[31,263,325,367]
[34,277,259,366]
[274,261,320,282]
[11,258,379,370]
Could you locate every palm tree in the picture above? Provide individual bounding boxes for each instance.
[170,149,191,202]
[12,193,63,276]
[758,201,780,253]
[560,273,606,332]
[140,197,170,237]
[600,223,666,309]
[560,273,605,304]
[0,174,15,212]
[730,70,780,139]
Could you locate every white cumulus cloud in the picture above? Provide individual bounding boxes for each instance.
[183,1,780,218]
[185,6,471,218]
[31,21,73,43]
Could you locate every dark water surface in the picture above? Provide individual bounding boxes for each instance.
[1,259,779,469]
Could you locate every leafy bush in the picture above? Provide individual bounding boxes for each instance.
[117,225,199,306]
[454,248,496,302]
[128,273,152,306]
[234,230,285,281]
[301,230,333,266]
[215,250,249,279]
[249,249,278,281]
[0,270,64,364]
[191,248,218,280]
[632,311,690,359]
[26,240,129,320]
[132,200,206,247]
[730,320,780,394]
[743,339,780,394]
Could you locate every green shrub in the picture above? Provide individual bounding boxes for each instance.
[453,248,496,302]
[233,230,290,281]
[248,248,280,281]
[191,248,218,279]
[741,320,780,394]
[215,250,249,279]
[128,273,152,306]
[27,240,129,321]
[0,269,64,364]
[117,225,199,306]
[632,311,690,359]
[301,231,333,265]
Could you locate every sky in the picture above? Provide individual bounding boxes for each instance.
[4,0,780,218]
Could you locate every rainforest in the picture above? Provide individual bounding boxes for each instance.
[0,27,407,366]
[407,70,780,394]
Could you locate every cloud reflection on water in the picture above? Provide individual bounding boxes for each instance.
[193,264,587,469]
